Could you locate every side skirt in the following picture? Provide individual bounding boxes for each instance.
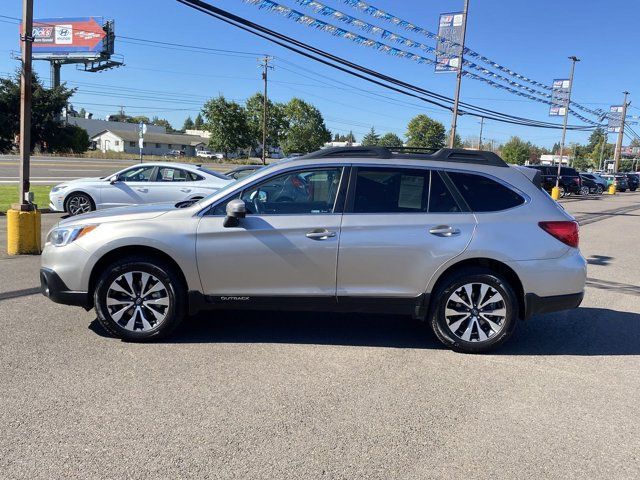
[188,291,429,319]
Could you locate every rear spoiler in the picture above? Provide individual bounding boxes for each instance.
[513,165,542,189]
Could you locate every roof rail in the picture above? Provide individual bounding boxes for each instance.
[301,146,508,167]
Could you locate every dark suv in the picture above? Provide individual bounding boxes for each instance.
[526,165,582,197]
[625,173,639,192]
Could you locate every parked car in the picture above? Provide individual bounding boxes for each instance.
[163,150,185,158]
[578,175,602,195]
[196,150,216,159]
[49,162,233,215]
[624,173,639,191]
[601,174,629,192]
[41,147,586,353]
[525,165,582,197]
[224,165,264,181]
[579,173,607,193]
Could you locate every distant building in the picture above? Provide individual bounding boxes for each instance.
[323,141,362,148]
[91,129,209,157]
[68,117,166,139]
[185,129,211,139]
[539,154,570,166]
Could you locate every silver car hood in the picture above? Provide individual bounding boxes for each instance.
[58,202,174,226]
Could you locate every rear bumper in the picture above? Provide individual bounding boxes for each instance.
[523,291,584,319]
[40,267,92,309]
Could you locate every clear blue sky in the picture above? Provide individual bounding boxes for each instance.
[1,0,638,147]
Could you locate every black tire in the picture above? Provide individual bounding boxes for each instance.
[631,187,637,192]
[65,192,95,216]
[430,268,519,353]
[596,185,604,195]
[94,256,186,341]
[579,186,589,196]
[559,186,566,197]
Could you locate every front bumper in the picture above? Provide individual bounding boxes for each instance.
[48,192,65,212]
[523,291,584,319]
[40,267,92,309]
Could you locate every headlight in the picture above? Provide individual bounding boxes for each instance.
[46,225,98,247]
[51,185,68,194]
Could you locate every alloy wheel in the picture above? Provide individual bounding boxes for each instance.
[444,282,507,343]
[67,195,92,215]
[105,271,170,332]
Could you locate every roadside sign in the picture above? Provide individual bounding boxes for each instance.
[435,12,465,73]
[139,122,147,136]
[549,79,570,116]
[138,138,144,149]
[608,106,624,133]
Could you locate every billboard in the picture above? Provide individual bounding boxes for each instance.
[549,79,570,116]
[435,12,465,73]
[21,17,107,60]
[607,105,624,133]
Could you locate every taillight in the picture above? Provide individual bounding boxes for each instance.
[539,221,579,248]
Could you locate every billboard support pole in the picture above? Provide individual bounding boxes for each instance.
[50,61,60,89]
[448,0,469,148]
[554,56,579,195]
[613,91,630,173]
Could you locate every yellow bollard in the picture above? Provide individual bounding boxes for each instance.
[6,209,41,255]
[608,184,616,195]
[551,186,561,200]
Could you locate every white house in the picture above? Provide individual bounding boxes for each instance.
[92,129,209,157]
[539,154,570,166]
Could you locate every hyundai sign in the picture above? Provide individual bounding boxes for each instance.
[22,17,107,60]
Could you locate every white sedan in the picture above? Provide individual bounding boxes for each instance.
[49,162,232,215]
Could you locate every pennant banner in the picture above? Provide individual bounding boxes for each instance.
[243,0,600,125]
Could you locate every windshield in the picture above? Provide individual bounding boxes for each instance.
[197,166,231,180]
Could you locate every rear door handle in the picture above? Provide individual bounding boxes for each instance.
[306,229,337,240]
[180,188,192,193]
[429,225,461,237]
[135,188,148,193]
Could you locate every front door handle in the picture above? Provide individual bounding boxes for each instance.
[429,225,461,237]
[135,188,148,193]
[306,229,337,240]
[180,188,192,193]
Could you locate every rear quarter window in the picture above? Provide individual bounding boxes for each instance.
[447,171,525,212]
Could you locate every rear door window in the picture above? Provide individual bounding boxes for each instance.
[447,171,525,212]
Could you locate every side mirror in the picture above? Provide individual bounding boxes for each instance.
[223,199,246,228]
[109,175,119,184]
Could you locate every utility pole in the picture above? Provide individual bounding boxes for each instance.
[17,0,33,210]
[478,116,484,150]
[613,91,630,173]
[449,0,470,148]
[259,56,273,165]
[552,56,579,199]
[599,131,607,171]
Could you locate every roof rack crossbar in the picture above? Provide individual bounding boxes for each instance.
[300,147,508,167]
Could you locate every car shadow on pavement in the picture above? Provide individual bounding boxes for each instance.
[89,307,640,355]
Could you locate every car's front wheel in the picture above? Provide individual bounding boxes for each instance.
[580,186,590,196]
[596,185,604,195]
[430,268,518,353]
[94,256,186,341]
[65,192,95,216]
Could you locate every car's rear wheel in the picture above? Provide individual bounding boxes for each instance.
[558,186,566,197]
[596,185,604,195]
[65,192,94,216]
[94,257,186,341]
[430,268,518,353]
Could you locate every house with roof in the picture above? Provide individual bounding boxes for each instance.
[91,129,209,157]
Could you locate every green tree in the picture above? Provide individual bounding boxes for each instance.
[194,113,204,129]
[587,127,606,151]
[46,124,89,153]
[202,95,251,157]
[572,156,595,171]
[152,116,173,132]
[245,93,287,154]
[379,132,403,147]
[182,116,195,131]
[406,115,446,149]
[0,72,77,153]
[501,136,531,165]
[280,98,331,155]
[78,107,87,118]
[361,126,380,146]
[345,131,356,144]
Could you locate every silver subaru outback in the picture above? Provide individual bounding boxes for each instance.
[40,147,586,353]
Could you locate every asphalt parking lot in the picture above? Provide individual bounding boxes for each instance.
[1,193,640,479]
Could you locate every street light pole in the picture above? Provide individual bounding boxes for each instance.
[478,116,484,150]
[553,56,579,199]
[448,0,470,148]
[613,91,630,173]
